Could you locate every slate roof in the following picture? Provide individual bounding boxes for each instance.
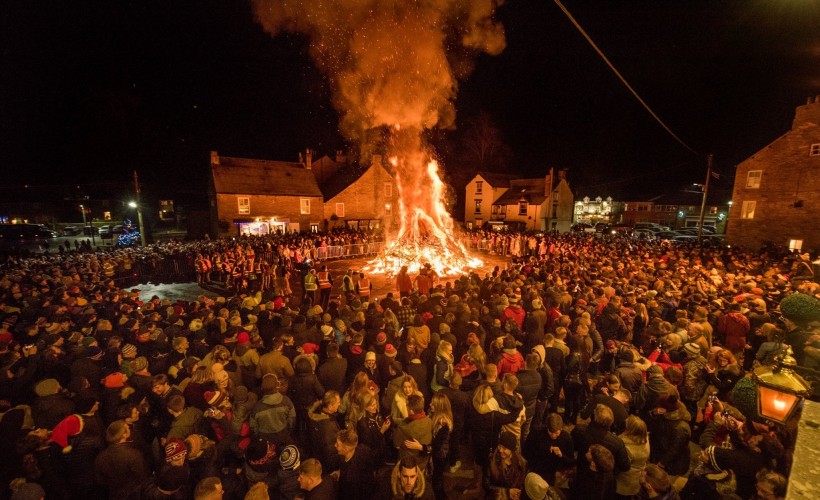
[476,171,519,188]
[212,156,323,197]
[493,178,549,205]
[319,164,370,201]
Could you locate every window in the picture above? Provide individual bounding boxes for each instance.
[384,182,393,197]
[741,200,756,219]
[475,181,483,194]
[300,199,311,215]
[518,201,528,216]
[474,199,482,214]
[238,196,250,214]
[789,239,803,251]
[810,143,820,156]
[335,203,345,218]
[310,224,319,233]
[385,203,392,215]
[746,170,762,189]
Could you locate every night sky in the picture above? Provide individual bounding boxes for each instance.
[2,0,818,201]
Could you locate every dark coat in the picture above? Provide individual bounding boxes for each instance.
[317,356,348,395]
[571,423,631,474]
[515,368,542,415]
[647,410,692,476]
[32,393,75,430]
[289,361,325,412]
[94,442,151,499]
[307,400,340,472]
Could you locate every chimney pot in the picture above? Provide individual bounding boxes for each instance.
[305,149,312,170]
[210,151,219,165]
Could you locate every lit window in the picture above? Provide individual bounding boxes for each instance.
[518,201,527,216]
[789,239,803,251]
[103,211,111,220]
[385,203,392,215]
[475,181,483,194]
[746,170,762,189]
[474,199,482,214]
[741,200,756,219]
[335,203,345,218]
[238,197,250,215]
[384,183,393,197]
[310,224,319,233]
[300,199,311,215]
[810,144,820,156]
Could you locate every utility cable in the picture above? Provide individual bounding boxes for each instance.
[553,0,702,157]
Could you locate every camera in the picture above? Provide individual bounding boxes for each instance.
[707,393,718,404]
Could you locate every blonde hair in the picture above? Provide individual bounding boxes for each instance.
[472,383,495,409]
[467,343,487,374]
[430,392,454,434]
[621,415,648,445]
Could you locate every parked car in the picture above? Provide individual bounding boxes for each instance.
[112,224,125,234]
[654,231,679,241]
[571,223,593,232]
[610,223,633,235]
[634,222,670,232]
[633,229,656,240]
[98,225,112,236]
[63,226,81,236]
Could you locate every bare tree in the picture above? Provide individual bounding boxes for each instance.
[462,111,510,169]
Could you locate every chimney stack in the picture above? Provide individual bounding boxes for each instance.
[210,151,219,166]
[305,149,312,170]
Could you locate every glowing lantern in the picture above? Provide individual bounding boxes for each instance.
[753,347,811,424]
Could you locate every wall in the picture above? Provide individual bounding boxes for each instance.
[727,99,820,250]
[215,193,323,235]
[323,164,397,229]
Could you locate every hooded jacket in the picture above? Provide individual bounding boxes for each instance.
[497,349,524,376]
[307,400,340,472]
[249,392,296,440]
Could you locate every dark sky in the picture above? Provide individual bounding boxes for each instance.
[2,0,818,200]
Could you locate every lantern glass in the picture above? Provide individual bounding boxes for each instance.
[757,385,800,423]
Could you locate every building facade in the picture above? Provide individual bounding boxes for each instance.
[464,172,519,229]
[320,155,398,230]
[621,193,728,232]
[727,96,820,251]
[466,169,574,232]
[210,151,324,236]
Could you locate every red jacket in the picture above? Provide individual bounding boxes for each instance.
[718,312,749,353]
[498,350,525,375]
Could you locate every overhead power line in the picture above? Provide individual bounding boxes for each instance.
[553,0,702,157]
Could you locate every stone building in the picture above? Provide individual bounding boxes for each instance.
[320,155,398,231]
[465,169,574,232]
[209,151,324,236]
[727,96,820,251]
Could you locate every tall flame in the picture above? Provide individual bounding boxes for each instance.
[253,0,504,276]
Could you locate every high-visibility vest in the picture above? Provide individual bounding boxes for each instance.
[318,271,332,289]
[342,275,355,292]
[358,278,371,297]
[304,273,318,291]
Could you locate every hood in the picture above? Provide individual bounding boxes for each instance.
[260,393,283,406]
[502,351,522,362]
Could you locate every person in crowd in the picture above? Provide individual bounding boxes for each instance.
[523,412,575,485]
[297,458,336,499]
[616,415,651,499]
[485,431,527,499]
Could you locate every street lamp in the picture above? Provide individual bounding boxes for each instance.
[753,346,812,424]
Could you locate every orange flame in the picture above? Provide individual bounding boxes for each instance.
[366,134,482,277]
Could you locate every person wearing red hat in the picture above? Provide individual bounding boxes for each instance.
[234,331,260,390]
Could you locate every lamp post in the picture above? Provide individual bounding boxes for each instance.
[79,204,95,245]
[132,170,147,246]
[753,346,812,424]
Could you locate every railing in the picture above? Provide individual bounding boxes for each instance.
[315,242,385,260]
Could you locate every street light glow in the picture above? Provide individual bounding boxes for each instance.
[128,201,137,208]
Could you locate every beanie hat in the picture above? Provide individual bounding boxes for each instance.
[204,390,226,407]
[375,332,387,345]
[524,472,550,500]
[103,372,126,389]
[120,343,137,358]
[684,343,701,357]
[81,336,97,347]
[385,344,397,357]
[34,378,60,397]
[50,414,84,453]
[498,431,518,452]
[237,331,250,344]
[301,343,319,355]
[320,324,334,338]
[279,444,301,471]
[131,356,148,372]
[157,466,189,492]
[164,437,188,463]
[85,346,103,358]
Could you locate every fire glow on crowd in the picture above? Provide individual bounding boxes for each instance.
[253,0,505,276]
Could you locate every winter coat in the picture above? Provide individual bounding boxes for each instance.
[616,434,650,496]
[497,349,525,376]
[614,361,644,398]
[249,392,296,443]
[307,400,340,471]
[514,368,541,416]
[571,423,631,474]
[317,356,348,395]
[523,427,575,484]
[647,406,691,476]
[430,355,453,393]
[717,312,750,353]
[634,374,678,414]
[32,393,75,430]
[257,350,294,393]
[289,361,325,412]
[167,406,205,440]
[681,355,709,401]
[467,399,519,468]
[393,414,433,468]
[94,442,151,499]
[707,364,743,401]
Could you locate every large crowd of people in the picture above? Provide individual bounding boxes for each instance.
[0,228,819,500]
